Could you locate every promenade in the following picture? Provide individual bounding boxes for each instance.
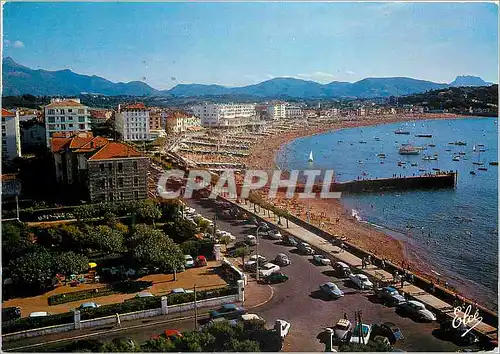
[232,199,498,341]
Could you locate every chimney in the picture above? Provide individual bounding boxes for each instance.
[90,141,94,149]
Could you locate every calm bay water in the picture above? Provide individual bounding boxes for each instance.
[276,117,498,309]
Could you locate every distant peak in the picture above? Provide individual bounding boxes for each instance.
[450,75,489,87]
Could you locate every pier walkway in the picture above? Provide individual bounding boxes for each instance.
[228,199,497,341]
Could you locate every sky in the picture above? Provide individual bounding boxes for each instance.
[2,2,499,90]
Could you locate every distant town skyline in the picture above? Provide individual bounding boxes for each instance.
[3,2,498,90]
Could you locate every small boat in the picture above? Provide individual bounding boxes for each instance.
[455,141,467,146]
[377,153,386,158]
[470,170,476,175]
[479,149,486,152]
[452,156,460,161]
[415,134,432,138]
[398,162,404,166]
[395,129,410,135]
[432,168,441,171]
[419,169,426,172]
[399,145,420,155]
[411,163,418,167]
[308,151,314,163]
[375,137,380,141]
[478,167,488,171]
[478,144,485,147]
[428,144,436,147]
[472,161,484,166]
[359,140,367,144]
[445,149,451,152]
[458,152,466,155]
[338,140,343,143]
[489,161,498,166]
[448,142,455,145]
[358,160,364,164]
[422,156,431,161]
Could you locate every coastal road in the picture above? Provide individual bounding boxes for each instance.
[186,198,474,352]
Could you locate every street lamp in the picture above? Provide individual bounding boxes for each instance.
[255,226,261,282]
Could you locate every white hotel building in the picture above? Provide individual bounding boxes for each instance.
[44,98,91,147]
[192,103,256,127]
[2,108,21,163]
[115,103,151,141]
[266,102,303,120]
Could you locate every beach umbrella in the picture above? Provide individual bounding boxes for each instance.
[88,262,97,268]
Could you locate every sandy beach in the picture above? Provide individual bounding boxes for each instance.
[240,113,480,297]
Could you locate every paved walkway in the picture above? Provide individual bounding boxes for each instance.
[234,200,498,341]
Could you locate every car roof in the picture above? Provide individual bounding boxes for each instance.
[384,286,397,292]
[222,303,237,309]
[185,255,193,259]
[81,302,96,307]
[408,300,425,307]
[335,261,349,268]
[241,314,261,321]
[30,311,49,317]
[323,282,336,287]
[171,288,185,293]
[137,292,153,297]
[277,253,287,257]
[357,274,368,279]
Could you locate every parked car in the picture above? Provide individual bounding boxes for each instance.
[313,254,332,266]
[283,235,298,247]
[170,288,194,295]
[349,273,374,290]
[396,300,436,322]
[2,307,21,322]
[264,272,289,284]
[440,319,479,345]
[332,318,352,342]
[245,235,257,246]
[371,322,404,344]
[375,287,407,307]
[240,313,265,323]
[135,292,154,298]
[274,253,291,266]
[333,262,352,277]
[78,302,100,310]
[184,255,195,268]
[349,323,372,344]
[274,319,291,338]
[195,255,207,267]
[297,242,315,255]
[267,230,283,240]
[151,329,183,340]
[29,311,51,317]
[258,263,281,277]
[319,282,344,299]
[209,304,246,320]
[258,222,271,231]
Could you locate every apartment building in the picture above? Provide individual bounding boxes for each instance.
[20,120,46,153]
[266,103,286,120]
[115,103,151,141]
[89,109,112,127]
[166,111,202,134]
[192,103,256,127]
[285,105,303,119]
[51,132,149,203]
[44,98,91,147]
[1,109,21,164]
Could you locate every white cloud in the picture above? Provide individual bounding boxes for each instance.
[345,70,356,75]
[297,71,337,83]
[265,74,275,79]
[4,39,11,46]
[13,40,25,48]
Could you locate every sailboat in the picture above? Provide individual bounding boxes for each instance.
[472,144,484,165]
[308,151,314,163]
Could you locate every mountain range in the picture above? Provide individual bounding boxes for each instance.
[2,57,493,99]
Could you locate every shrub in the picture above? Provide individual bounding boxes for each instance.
[2,312,74,334]
[80,297,161,320]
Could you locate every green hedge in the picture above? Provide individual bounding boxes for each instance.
[2,312,74,334]
[48,281,153,306]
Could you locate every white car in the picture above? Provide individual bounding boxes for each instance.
[184,255,195,268]
[397,300,437,321]
[29,311,51,317]
[267,230,282,240]
[244,255,267,269]
[258,263,280,277]
[313,254,331,266]
[245,235,257,246]
[274,319,291,338]
[349,273,374,290]
[241,313,265,322]
[219,231,236,241]
[350,323,372,344]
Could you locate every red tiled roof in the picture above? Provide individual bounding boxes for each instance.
[90,110,108,119]
[51,137,73,152]
[75,136,109,152]
[167,111,190,120]
[2,108,16,117]
[88,142,143,161]
[123,103,146,109]
[45,100,85,108]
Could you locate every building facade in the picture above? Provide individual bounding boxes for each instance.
[285,105,303,119]
[266,103,286,120]
[44,98,91,147]
[1,109,21,163]
[192,103,256,127]
[115,103,151,141]
[51,132,149,203]
[20,120,46,153]
[166,111,202,134]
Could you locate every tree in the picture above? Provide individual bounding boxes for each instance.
[89,225,125,253]
[197,219,211,234]
[9,248,55,291]
[233,246,253,270]
[219,235,232,251]
[163,219,198,244]
[56,251,89,283]
[133,232,185,280]
[2,222,33,261]
[135,200,162,225]
[129,224,165,249]
[141,338,176,352]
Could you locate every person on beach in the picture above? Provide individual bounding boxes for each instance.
[115,313,121,327]
[400,276,405,289]
[430,282,435,294]
[361,258,366,269]
[381,259,385,269]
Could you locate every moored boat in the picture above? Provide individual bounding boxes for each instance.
[377,153,386,158]
[489,161,498,166]
[415,134,432,138]
[395,129,410,135]
[452,156,460,161]
[399,145,420,155]
[478,167,488,171]
[455,141,467,146]
[428,144,436,147]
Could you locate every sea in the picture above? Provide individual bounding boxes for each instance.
[276,117,498,310]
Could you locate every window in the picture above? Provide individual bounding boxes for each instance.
[48,109,55,115]
[78,109,84,114]
[99,163,104,172]
[99,178,105,188]
[108,178,113,188]
[79,124,85,129]
[61,124,66,130]
[59,109,65,114]
[120,192,124,200]
[68,109,72,113]
[118,177,124,187]
[118,162,123,172]
[109,192,114,201]
[2,132,6,137]
[133,177,138,186]
[78,116,85,122]
[69,124,74,128]
[108,162,113,170]
[134,191,139,199]
[61,117,65,122]
[133,161,138,171]
[48,117,55,123]
[48,124,56,130]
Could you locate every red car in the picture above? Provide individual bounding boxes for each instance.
[195,255,207,267]
[151,329,183,340]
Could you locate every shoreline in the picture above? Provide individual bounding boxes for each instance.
[241,113,496,310]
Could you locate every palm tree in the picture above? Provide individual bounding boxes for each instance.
[233,246,253,271]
